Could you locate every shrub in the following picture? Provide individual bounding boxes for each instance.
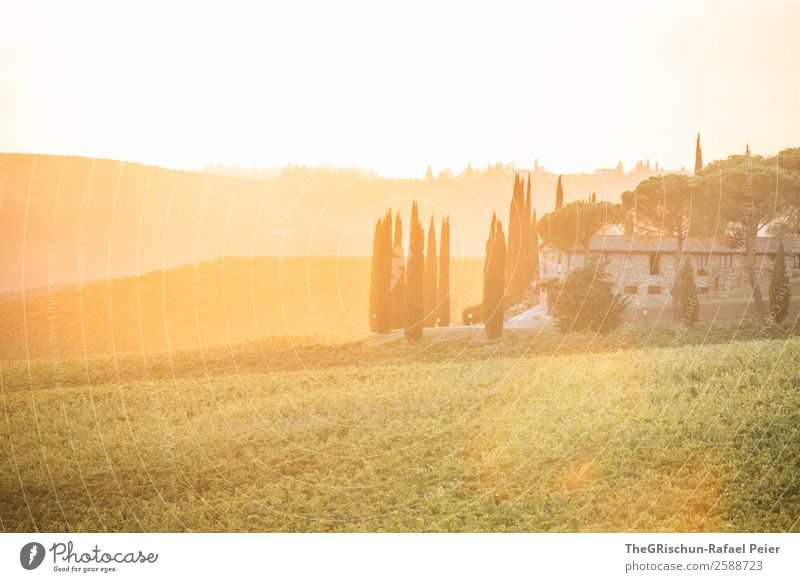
[551,259,628,333]
[676,258,699,327]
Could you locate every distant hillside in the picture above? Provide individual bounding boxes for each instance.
[0,153,668,292]
[0,256,484,359]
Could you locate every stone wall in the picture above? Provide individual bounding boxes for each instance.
[540,246,798,303]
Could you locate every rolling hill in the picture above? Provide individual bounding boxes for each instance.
[0,153,663,293]
[0,256,484,359]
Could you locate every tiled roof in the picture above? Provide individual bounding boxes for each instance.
[548,234,800,254]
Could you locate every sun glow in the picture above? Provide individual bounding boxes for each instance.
[1,0,799,177]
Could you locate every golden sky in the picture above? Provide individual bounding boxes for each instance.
[1,0,799,177]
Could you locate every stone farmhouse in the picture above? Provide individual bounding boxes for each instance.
[530,234,800,317]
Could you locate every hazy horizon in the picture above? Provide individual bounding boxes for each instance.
[2,0,800,178]
[0,148,696,178]
[0,151,671,293]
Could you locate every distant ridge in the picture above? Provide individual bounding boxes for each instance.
[0,152,675,293]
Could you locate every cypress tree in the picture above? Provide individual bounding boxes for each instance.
[770,241,791,323]
[524,176,536,288]
[676,258,699,327]
[368,212,393,333]
[380,210,394,331]
[368,218,382,332]
[404,202,425,341]
[505,175,517,296]
[424,216,438,326]
[380,212,393,332]
[549,175,564,266]
[506,174,527,303]
[694,133,703,175]
[555,175,564,210]
[438,216,451,326]
[522,176,532,289]
[483,214,506,340]
[492,219,507,338]
[390,211,405,329]
[483,215,496,335]
[530,209,540,281]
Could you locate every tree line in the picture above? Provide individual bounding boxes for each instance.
[371,140,800,340]
[508,142,800,336]
[535,140,800,327]
[368,202,451,340]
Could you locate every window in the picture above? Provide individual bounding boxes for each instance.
[649,253,660,275]
[624,285,638,294]
[698,286,709,295]
[790,254,800,269]
[697,255,708,276]
[648,286,662,295]
[721,254,735,268]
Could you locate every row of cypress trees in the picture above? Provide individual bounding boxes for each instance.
[480,174,542,339]
[371,173,593,341]
[368,202,451,338]
[505,174,540,304]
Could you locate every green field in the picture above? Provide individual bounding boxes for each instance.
[3,329,800,532]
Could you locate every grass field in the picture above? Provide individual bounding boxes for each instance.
[3,329,800,532]
[4,252,792,362]
[0,256,484,359]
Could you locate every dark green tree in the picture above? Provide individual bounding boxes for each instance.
[523,176,533,287]
[438,216,451,326]
[555,174,564,210]
[777,147,800,172]
[538,200,621,253]
[776,148,800,233]
[368,211,393,333]
[506,174,529,303]
[483,214,506,339]
[769,241,791,323]
[676,258,699,328]
[551,259,629,334]
[404,202,425,341]
[621,173,707,319]
[530,210,540,280]
[701,154,800,314]
[695,133,703,175]
[368,218,382,332]
[424,216,438,326]
[390,211,405,329]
